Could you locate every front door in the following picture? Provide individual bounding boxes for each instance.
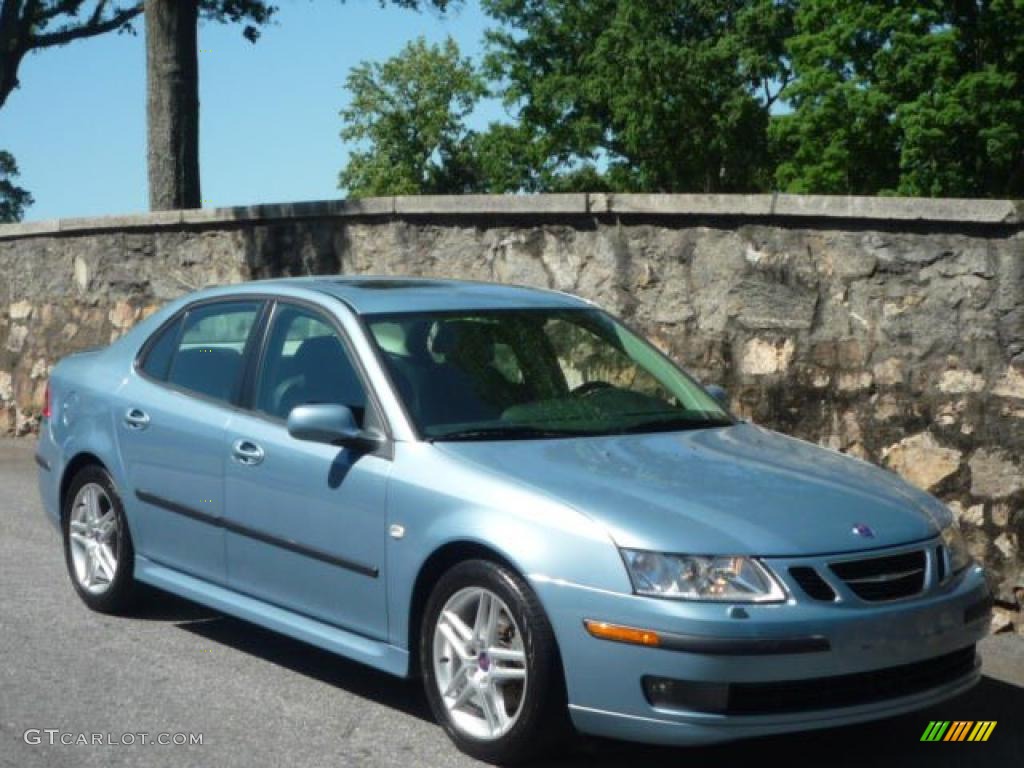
[223,302,391,640]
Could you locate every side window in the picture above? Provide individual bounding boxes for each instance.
[140,317,182,380]
[164,301,261,403]
[255,305,367,423]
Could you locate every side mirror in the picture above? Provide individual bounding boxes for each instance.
[704,384,729,407]
[287,404,382,449]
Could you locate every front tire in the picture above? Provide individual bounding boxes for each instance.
[62,466,139,614]
[421,559,568,764]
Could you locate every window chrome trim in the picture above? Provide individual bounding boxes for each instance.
[130,292,396,458]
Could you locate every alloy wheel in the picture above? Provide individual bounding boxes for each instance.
[432,586,528,740]
[68,483,119,594]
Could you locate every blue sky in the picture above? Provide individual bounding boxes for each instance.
[3,0,502,221]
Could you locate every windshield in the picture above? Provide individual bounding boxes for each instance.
[366,308,733,440]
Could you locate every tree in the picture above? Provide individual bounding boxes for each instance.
[481,0,795,192]
[774,0,1024,197]
[145,0,274,210]
[0,2,273,212]
[339,37,488,197]
[3,2,458,213]
[145,0,455,210]
[0,150,32,221]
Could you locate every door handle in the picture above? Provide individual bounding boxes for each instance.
[123,408,150,430]
[232,439,265,466]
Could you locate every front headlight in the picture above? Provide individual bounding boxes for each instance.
[940,521,971,574]
[620,550,786,602]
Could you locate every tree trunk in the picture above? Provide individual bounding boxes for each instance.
[145,0,200,210]
[0,0,27,111]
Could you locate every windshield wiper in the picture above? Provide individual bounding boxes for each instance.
[429,425,586,442]
[615,417,734,435]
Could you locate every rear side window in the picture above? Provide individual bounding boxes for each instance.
[140,317,181,380]
[160,301,262,403]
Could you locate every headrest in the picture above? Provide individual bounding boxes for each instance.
[431,321,496,359]
[294,335,344,366]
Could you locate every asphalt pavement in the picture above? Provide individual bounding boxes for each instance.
[1,438,1021,767]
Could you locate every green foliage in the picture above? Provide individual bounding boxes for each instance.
[774,0,1024,197]
[0,151,33,222]
[197,1,276,43]
[338,37,489,196]
[340,0,1024,198]
[481,0,795,192]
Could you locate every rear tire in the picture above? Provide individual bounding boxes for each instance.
[62,466,139,614]
[421,559,569,764]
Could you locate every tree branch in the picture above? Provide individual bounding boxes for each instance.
[36,2,90,24]
[30,1,142,49]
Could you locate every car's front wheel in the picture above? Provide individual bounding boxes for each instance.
[62,466,139,614]
[421,559,567,764]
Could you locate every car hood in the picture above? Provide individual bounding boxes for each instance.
[436,423,941,556]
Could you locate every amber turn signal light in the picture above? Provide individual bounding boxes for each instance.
[584,620,661,647]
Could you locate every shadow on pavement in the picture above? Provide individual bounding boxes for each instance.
[142,588,1023,766]
[164,603,433,723]
[132,587,219,623]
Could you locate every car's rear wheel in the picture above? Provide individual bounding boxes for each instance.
[62,466,139,614]
[421,559,567,764]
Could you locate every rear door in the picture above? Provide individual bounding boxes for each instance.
[117,299,265,584]
[223,301,391,640]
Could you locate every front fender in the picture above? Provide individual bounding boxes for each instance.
[384,442,630,654]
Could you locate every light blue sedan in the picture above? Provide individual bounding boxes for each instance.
[36,277,991,763]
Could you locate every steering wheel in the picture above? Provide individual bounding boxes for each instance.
[570,380,614,397]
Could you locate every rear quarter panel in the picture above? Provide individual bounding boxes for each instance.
[39,297,189,527]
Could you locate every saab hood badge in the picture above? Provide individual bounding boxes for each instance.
[851,523,875,538]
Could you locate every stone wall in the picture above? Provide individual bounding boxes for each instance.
[1,194,1022,599]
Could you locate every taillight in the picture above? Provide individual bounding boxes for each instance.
[42,381,52,419]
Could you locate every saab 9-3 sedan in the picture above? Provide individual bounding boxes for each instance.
[36,277,991,763]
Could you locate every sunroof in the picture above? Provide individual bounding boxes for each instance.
[332,278,455,291]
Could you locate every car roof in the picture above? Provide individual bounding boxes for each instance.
[250,276,592,315]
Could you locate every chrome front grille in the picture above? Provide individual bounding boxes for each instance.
[828,550,926,601]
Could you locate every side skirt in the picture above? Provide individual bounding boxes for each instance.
[134,555,409,678]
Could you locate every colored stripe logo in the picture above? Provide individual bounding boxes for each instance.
[921,721,996,742]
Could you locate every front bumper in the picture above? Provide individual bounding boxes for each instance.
[532,550,990,746]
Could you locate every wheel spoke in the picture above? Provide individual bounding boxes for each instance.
[473,592,491,643]
[484,595,501,645]
[95,511,117,540]
[70,532,91,549]
[443,610,474,645]
[490,665,527,682]
[94,545,116,581]
[487,647,526,663]
[438,620,473,662]
[477,685,504,735]
[83,550,97,586]
[451,678,475,709]
[70,519,88,535]
[442,665,469,698]
[85,486,100,522]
